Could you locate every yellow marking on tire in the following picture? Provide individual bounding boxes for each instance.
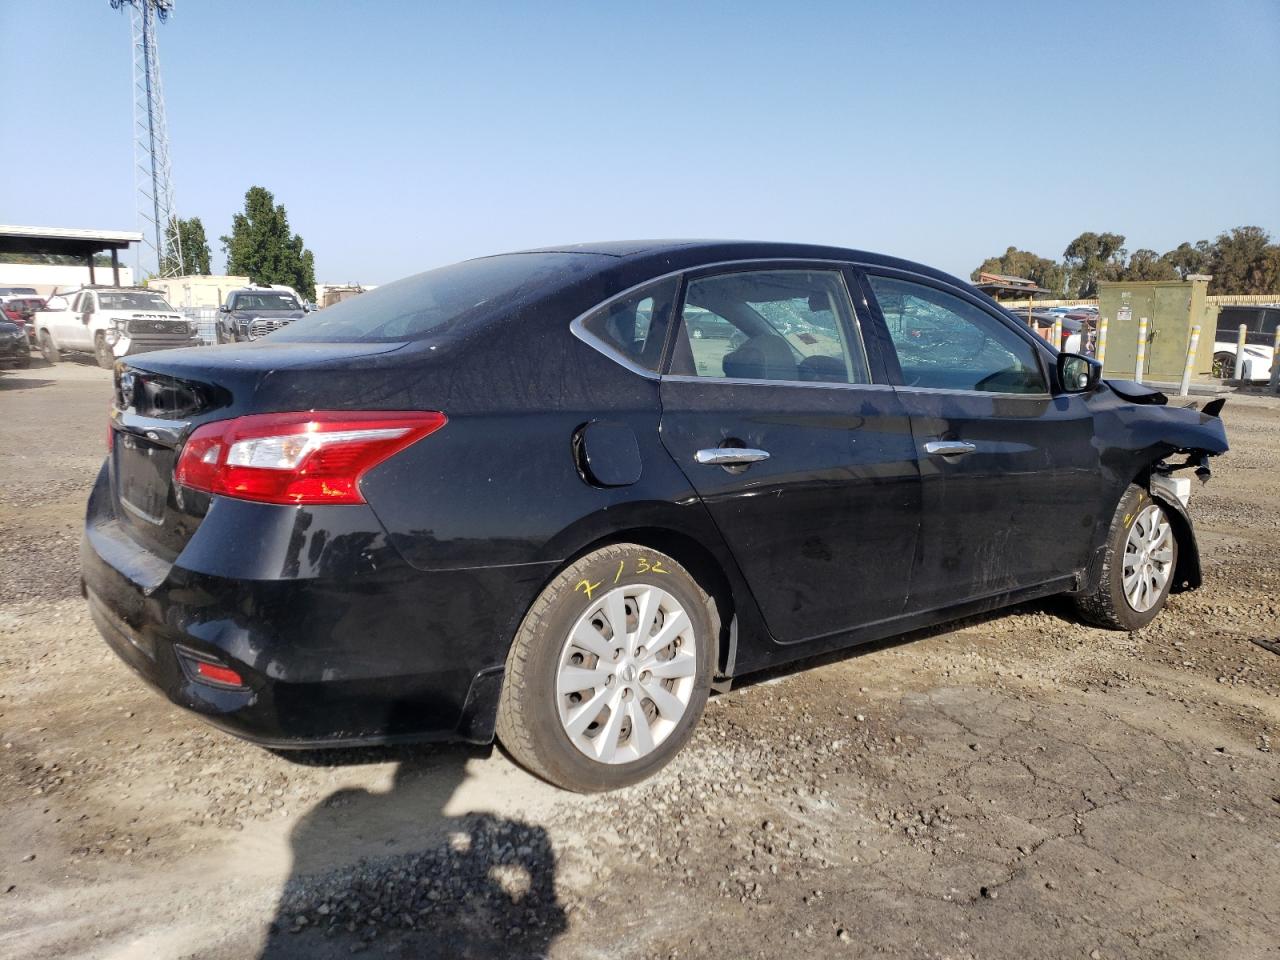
[575,578,602,600]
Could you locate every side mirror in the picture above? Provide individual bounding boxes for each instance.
[1058,352,1102,394]
[219,304,230,313]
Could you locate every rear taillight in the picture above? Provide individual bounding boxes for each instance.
[174,411,446,505]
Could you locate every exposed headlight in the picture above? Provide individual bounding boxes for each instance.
[104,329,119,345]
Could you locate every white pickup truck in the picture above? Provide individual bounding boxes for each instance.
[32,286,200,368]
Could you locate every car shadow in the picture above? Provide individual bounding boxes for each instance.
[259,734,565,958]
[0,370,54,391]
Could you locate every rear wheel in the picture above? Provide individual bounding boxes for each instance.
[1212,351,1235,379]
[37,330,59,364]
[94,333,115,369]
[1073,485,1177,631]
[496,543,716,792]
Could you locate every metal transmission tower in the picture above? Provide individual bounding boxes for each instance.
[111,0,183,278]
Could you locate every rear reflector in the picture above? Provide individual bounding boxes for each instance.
[174,410,446,505]
[196,661,244,686]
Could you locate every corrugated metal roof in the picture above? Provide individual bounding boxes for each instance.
[0,224,143,244]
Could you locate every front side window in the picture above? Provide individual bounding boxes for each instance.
[867,275,1047,394]
[578,278,676,372]
[669,269,869,384]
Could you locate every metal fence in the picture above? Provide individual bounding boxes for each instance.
[182,307,220,346]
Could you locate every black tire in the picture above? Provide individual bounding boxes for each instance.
[496,543,717,792]
[94,333,115,369]
[37,330,59,364]
[1073,484,1178,631]
[1212,351,1235,379]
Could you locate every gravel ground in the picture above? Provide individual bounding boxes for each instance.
[1,358,1278,960]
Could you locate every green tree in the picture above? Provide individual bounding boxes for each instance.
[1159,240,1212,279]
[220,186,316,300]
[160,216,212,276]
[1204,226,1280,295]
[1062,231,1128,297]
[971,246,1067,296]
[1122,248,1178,281]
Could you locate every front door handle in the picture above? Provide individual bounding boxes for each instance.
[694,447,771,466]
[923,440,976,457]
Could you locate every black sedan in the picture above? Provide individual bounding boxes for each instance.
[82,241,1228,791]
[0,319,31,367]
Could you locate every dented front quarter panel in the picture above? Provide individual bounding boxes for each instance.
[1084,384,1229,592]
[1091,385,1228,479]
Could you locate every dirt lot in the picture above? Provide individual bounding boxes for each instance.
[1,359,1278,960]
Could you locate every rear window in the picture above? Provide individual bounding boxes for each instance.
[273,252,612,343]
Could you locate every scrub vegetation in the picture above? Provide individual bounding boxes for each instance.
[975,225,1280,297]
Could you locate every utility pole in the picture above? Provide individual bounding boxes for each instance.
[110,0,183,279]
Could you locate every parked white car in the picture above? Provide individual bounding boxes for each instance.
[32,286,199,368]
[1212,305,1279,381]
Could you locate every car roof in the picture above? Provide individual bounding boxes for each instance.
[496,239,969,290]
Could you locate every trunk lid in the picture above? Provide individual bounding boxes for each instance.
[108,340,421,558]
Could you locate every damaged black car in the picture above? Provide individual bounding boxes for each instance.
[81,241,1228,791]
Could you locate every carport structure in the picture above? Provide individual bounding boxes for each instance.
[0,225,143,287]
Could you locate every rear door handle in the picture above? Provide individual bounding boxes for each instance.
[694,447,771,466]
[923,440,976,457]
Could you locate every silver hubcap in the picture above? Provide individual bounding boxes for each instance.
[556,583,697,765]
[1122,503,1173,612]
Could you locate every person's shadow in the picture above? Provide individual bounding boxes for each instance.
[259,733,565,959]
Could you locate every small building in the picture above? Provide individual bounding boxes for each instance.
[972,272,1051,302]
[315,282,378,307]
[146,274,250,310]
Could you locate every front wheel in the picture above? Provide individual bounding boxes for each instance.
[1073,484,1178,631]
[37,330,59,364]
[496,543,716,792]
[1212,351,1236,379]
[94,333,115,369]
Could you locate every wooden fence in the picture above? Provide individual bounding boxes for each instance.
[998,293,1279,310]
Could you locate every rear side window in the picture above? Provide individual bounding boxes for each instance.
[578,278,677,373]
[868,275,1046,394]
[668,269,870,384]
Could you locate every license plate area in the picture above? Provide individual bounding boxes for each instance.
[114,433,175,526]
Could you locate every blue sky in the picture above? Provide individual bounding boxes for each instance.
[2,0,1278,283]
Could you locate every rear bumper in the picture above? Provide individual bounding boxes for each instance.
[81,465,553,747]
